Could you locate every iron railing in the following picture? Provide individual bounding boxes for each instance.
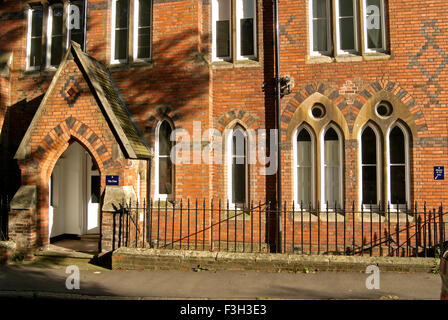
[111,200,447,258]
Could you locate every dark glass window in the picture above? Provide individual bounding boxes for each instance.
[389,126,406,204]
[158,121,173,196]
[312,0,329,52]
[297,129,312,206]
[361,127,377,205]
[114,0,129,61]
[29,6,43,68]
[240,18,254,56]
[50,5,63,66]
[137,0,152,59]
[69,1,86,50]
[338,0,356,51]
[232,126,247,205]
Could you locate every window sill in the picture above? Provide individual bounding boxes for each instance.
[20,68,57,78]
[306,52,392,64]
[108,60,154,71]
[211,59,260,69]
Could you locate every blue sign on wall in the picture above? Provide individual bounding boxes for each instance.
[434,166,444,180]
[106,175,119,186]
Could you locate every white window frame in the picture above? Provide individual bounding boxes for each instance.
[320,124,344,210]
[235,0,257,60]
[362,0,386,53]
[154,120,174,201]
[111,0,129,64]
[293,125,315,210]
[309,0,332,56]
[26,7,43,71]
[386,122,410,211]
[46,3,64,69]
[359,124,382,210]
[133,0,153,62]
[335,0,359,55]
[227,125,249,208]
[212,0,232,62]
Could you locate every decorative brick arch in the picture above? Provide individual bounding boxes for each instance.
[215,109,261,132]
[351,79,428,135]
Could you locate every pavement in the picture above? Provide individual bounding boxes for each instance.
[0,262,442,300]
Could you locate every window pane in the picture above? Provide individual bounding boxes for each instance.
[218,0,231,20]
[339,0,354,16]
[216,20,230,58]
[159,121,172,156]
[297,130,311,166]
[362,166,377,204]
[313,19,328,52]
[390,126,405,164]
[115,29,128,60]
[116,0,129,29]
[324,128,340,165]
[232,161,246,204]
[51,6,63,66]
[340,17,355,50]
[325,166,340,206]
[159,157,172,195]
[240,18,254,56]
[232,129,246,160]
[298,167,312,205]
[139,0,151,27]
[138,28,151,58]
[30,37,42,67]
[390,165,406,204]
[313,0,328,19]
[51,35,63,66]
[362,127,377,165]
[31,8,43,37]
[366,0,383,49]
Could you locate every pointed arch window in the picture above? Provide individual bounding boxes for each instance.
[228,124,248,207]
[155,120,173,200]
[322,125,343,209]
[360,125,381,207]
[388,124,410,208]
[294,126,315,208]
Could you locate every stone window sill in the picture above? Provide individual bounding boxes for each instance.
[108,60,155,71]
[306,52,391,64]
[211,59,261,69]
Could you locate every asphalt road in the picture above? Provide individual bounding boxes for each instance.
[0,264,441,300]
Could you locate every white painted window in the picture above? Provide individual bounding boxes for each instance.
[236,0,256,59]
[227,125,248,207]
[335,0,358,54]
[212,0,257,61]
[212,0,232,61]
[26,6,43,70]
[111,0,129,63]
[309,0,331,56]
[363,0,386,52]
[387,123,410,209]
[155,120,173,200]
[360,124,381,208]
[321,125,343,209]
[67,0,86,50]
[133,0,152,61]
[294,126,315,209]
[46,4,64,68]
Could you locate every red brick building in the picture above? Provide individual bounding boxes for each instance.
[0,0,447,254]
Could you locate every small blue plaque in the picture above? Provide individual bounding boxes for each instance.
[106,175,119,186]
[434,166,444,180]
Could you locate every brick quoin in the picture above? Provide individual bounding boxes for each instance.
[0,0,447,253]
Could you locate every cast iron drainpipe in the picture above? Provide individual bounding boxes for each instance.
[274,0,282,253]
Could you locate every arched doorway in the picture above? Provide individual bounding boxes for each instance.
[48,141,100,241]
